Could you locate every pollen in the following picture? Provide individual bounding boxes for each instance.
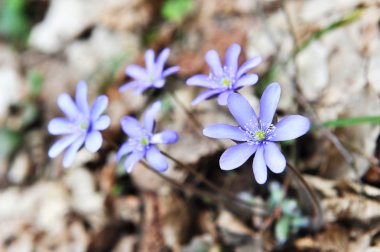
[254,130,266,141]
[80,122,89,131]
[140,137,149,146]
[221,78,231,88]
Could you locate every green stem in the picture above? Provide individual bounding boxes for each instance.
[322,115,380,128]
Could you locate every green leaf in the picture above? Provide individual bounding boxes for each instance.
[238,191,256,205]
[162,0,193,22]
[268,181,284,207]
[111,184,123,196]
[322,115,380,128]
[21,101,39,129]
[260,7,364,93]
[27,69,44,98]
[0,128,22,158]
[0,0,30,46]
[281,199,298,215]
[296,8,363,54]
[291,216,309,228]
[275,215,290,244]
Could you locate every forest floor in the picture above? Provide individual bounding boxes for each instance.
[0,0,380,251]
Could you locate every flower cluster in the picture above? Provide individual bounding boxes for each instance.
[116,101,178,172]
[48,44,310,185]
[119,48,180,95]
[48,81,110,167]
[186,43,261,105]
[203,83,310,184]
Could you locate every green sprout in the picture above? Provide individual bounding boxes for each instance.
[268,182,309,244]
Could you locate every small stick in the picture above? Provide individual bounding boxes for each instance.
[286,162,323,229]
[169,91,226,149]
[169,91,205,131]
[161,151,266,210]
[140,160,267,216]
[281,1,359,177]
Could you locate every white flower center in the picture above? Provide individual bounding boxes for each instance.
[242,119,276,145]
[208,66,236,89]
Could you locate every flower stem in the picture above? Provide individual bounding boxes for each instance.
[169,91,204,130]
[161,150,266,211]
[141,160,267,216]
[169,91,226,149]
[286,162,323,229]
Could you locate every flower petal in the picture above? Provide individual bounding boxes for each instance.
[234,74,259,89]
[203,123,247,141]
[145,49,155,74]
[146,146,168,172]
[75,81,89,114]
[236,56,262,78]
[123,151,144,173]
[219,143,257,170]
[264,142,286,173]
[116,142,134,161]
[62,135,85,168]
[205,50,223,75]
[57,93,80,118]
[153,79,165,88]
[227,93,258,129]
[132,85,151,95]
[260,83,281,124]
[120,116,143,138]
[85,130,102,152]
[91,95,108,119]
[225,43,241,75]
[191,89,221,106]
[48,134,80,158]
[217,91,232,106]
[271,115,310,141]
[186,74,212,87]
[252,146,267,184]
[125,65,147,80]
[119,81,140,92]
[156,48,170,74]
[151,130,178,144]
[48,118,75,135]
[144,101,161,133]
[93,115,110,131]
[162,66,180,78]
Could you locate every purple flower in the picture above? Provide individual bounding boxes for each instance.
[48,81,111,168]
[119,48,180,95]
[203,83,310,184]
[116,101,178,173]
[186,43,261,106]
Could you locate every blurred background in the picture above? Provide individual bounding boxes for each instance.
[0,0,380,251]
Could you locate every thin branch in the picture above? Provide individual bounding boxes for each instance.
[286,162,323,229]
[141,160,267,216]
[169,91,226,149]
[281,0,358,175]
[161,151,266,210]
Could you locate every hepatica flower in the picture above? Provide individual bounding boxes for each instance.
[116,101,178,173]
[48,81,110,167]
[119,48,180,95]
[186,43,261,106]
[203,83,310,184]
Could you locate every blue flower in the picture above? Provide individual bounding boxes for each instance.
[119,48,180,95]
[203,83,310,184]
[48,81,111,168]
[186,43,261,106]
[116,101,178,172]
